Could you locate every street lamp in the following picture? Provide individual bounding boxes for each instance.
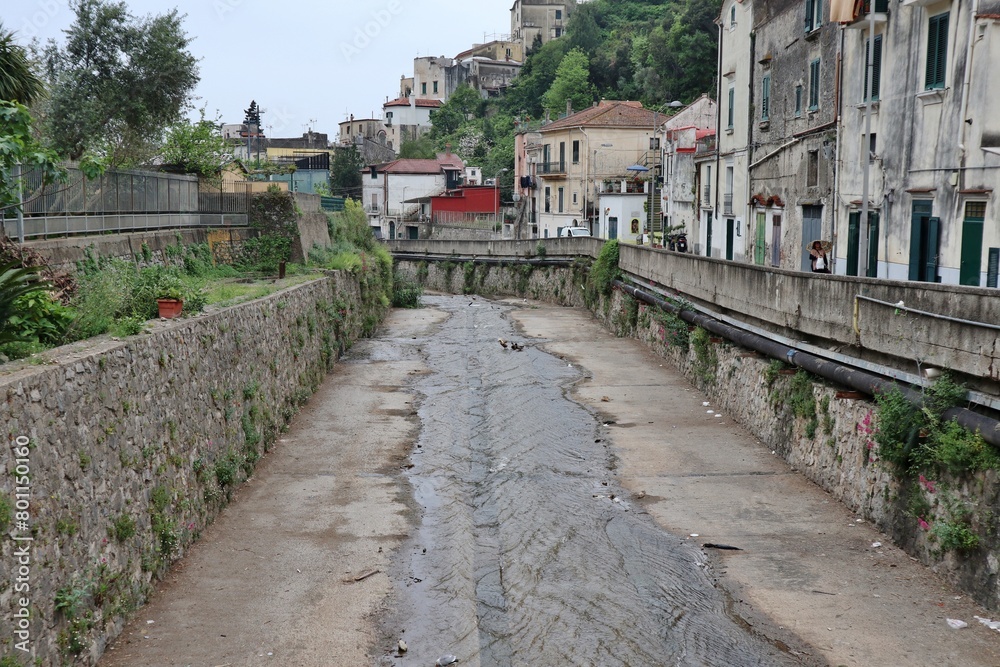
[494,167,509,224]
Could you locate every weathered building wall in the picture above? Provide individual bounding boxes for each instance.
[0,274,383,666]
[750,0,839,272]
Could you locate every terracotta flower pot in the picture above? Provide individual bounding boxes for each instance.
[157,298,183,319]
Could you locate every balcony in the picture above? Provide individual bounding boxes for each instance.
[600,179,647,194]
[723,193,734,215]
[846,0,888,28]
[539,161,567,176]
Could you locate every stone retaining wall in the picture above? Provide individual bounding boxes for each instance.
[397,258,1000,613]
[0,273,383,665]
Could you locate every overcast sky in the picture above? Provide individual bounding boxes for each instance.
[2,0,512,139]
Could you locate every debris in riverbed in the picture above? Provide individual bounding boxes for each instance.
[343,569,380,583]
[601,396,611,402]
[398,639,408,653]
[436,655,459,665]
[498,338,508,348]
[703,543,742,551]
[947,619,968,629]
[511,342,524,351]
[975,616,1000,632]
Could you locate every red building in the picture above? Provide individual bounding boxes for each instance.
[430,186,500,224]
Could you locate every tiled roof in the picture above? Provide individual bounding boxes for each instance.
[381,153,465,174]
[383,97,443,109]
[540,100,661,133]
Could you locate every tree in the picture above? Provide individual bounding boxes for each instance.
[0,101,64,215]
[502,38,570,118]
[40,0,199,165]
[430,84,483,139]
[398,135,436,159]
[542,48,596,117]
[160,109,233,177]
[567,3,602,56]
[0,22,43,105]
[330,145,364,199]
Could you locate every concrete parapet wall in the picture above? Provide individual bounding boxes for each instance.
[0,273,381,665]
[618,245,1000,388]
[392,239,999,394]
[388,237,604,259]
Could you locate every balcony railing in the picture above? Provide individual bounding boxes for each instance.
[723,193,734,215]
[540,161,567,175]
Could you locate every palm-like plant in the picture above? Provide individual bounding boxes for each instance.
[0,23,44,105]
[0,262,48,345]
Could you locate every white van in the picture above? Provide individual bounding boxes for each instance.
[559,227,591,238]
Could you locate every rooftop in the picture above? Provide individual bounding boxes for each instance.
[541,100,662,133]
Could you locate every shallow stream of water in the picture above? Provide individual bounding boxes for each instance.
[383,296,797,666]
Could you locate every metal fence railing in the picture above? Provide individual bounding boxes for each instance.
[432,211,501,229]
[3,165,254,241]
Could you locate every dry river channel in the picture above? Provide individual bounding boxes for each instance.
[101,295,1000,667]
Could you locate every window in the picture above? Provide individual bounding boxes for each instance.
[558,187,564,213]
[572,191,578,205]
[761,75,771,121]
[795,85,803,117]
[559,142,566,170]
[925,12,949,90]
[727,85,735,129]
[433,81,439,94]
[730,5,736,27]
[555,9,562,19]
[808,59,820,110]
[572,140,580,163]
[805,0,822,32]
[554,27,562,37]
[421,82,427,95]
[864,35,882,101]
[544,186,551,213]
[807,150,819,186]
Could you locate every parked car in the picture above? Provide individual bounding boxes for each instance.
[559,227,592,238]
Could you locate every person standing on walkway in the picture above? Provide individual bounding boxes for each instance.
[810,241,831,273]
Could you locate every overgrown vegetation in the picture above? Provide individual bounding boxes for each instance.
[690,326,717,384]
[873,374,996,477]
[584,240,620,308]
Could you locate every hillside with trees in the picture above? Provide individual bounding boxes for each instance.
[423,0,721,193]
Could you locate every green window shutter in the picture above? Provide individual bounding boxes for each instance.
[925,216,941,281]
[728,87,735,128]
[866,212,880,278]
[847,212,860,276]
[925,13,949,89]
[762,75,770,120]
[816,0,823,27]
[872,35,882,100]
[960,217,985,286]
[805,0,815,31]
[864,36,882,101]
[809,60,820,109]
